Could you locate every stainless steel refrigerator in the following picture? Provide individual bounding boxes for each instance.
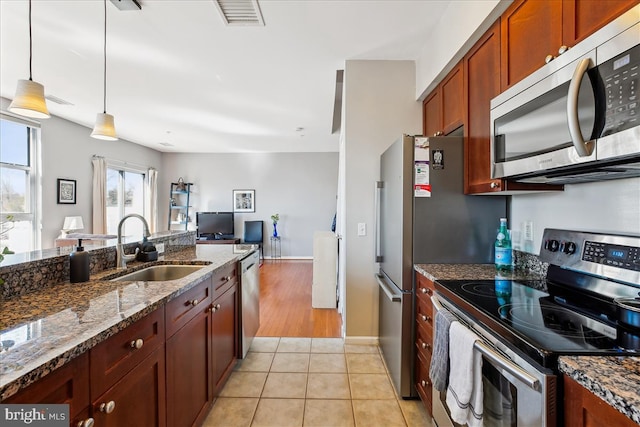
[375,134,506,398]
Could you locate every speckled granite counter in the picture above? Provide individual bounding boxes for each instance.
[0,244,256,400]
[414,263,546,283]
[559,356,640,424]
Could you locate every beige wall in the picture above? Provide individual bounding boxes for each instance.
[342,60,421,339]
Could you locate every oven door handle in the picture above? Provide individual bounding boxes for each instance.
[474,341,541,392]
[431,294,541,392]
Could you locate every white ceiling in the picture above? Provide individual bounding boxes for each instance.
[0,0,453,153]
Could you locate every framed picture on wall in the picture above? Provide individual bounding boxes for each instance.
[233,189,255,212]
[57,179,77,204]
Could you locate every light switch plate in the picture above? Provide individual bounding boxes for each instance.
[524,221,534,241]
[156,242,165,254]
[357,223,366,236]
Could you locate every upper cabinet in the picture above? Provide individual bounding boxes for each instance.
[423,63,464,137]
[501,0,638,91]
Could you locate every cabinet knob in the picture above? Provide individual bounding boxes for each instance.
[558,45,569,55]
[420,287,432,295]
[210,303,221,313]
[224,276,231,281]
[99,401,116,414]
[188,299,199,307]
[545,54,555,64]
[421,315,431,323]
[422,342,431,350]
[130,338,144,349]
[77,418,95,427]
[490,181,500,189]
[421,380,430,387]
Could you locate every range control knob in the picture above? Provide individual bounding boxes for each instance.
[545,239,560,252]
[563,241,577,254]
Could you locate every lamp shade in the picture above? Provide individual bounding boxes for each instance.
[8,79,50,119]
[91,112,118,140]
[63,216,84,232]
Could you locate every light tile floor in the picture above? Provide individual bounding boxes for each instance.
[203,337,433,427]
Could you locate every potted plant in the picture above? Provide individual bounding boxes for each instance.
[270,214,279,238]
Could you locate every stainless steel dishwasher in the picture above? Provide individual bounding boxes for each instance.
[239,250,260,358]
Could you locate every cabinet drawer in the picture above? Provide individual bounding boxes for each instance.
[416,321,433,361]
[91,308,165,398]
[416,296,434,330]
[415,350,432,414]
[212,263,237,296]
[165,278,212,337]
[415,274,435,304]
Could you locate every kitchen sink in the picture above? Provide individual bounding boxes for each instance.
[111,265,204,282]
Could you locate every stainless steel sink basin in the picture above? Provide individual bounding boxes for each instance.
[111,265,204,282]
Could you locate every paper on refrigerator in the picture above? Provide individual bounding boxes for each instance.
[414,145,430,197]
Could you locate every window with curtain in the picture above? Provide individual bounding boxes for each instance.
[105,166,146,238]
[0,115,40,253]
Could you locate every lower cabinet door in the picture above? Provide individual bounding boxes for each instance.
[92,346,166,427]
[211,283,238,395]
[166,309,213,427]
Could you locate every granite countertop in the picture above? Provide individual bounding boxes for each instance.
[559,356,640,424]
[415,264,640,425]
[0,244,256,401]
[414,263,546,283]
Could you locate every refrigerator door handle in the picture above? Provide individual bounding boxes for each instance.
[374,181,383,263]
[375,274,401,302]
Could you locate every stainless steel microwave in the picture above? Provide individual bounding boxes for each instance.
[490,5,640,184]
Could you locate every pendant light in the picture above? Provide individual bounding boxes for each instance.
[8,0,50,119]
[91,0,118,140]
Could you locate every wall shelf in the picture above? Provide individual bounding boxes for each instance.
[168,181,193,231]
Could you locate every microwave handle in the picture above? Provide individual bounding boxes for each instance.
[567,57,596,157]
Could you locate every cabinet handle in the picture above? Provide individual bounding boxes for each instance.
[421,379,430,387]
[99,401,116,414]
[558,45,569,55]
[210,303,221,313]
[188,299,199,307]
[77,419,95,427]
[422,342,431,350]
[420,287,432,295]
[130,338,144,349]
[545,54,555,64]
[490,181,500,189]
[224,276,231,281]
[421,315,431,323]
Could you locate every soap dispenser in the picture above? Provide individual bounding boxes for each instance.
[70,239,90,283]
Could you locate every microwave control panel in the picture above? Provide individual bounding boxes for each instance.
[599,43,640,136]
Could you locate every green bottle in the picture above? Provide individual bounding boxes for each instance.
[494,218,512,272]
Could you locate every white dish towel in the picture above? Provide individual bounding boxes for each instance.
[446,321,483,427]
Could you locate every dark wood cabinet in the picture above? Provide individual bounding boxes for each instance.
[166,307,212,427]
[414,272,435,415]
[562,0,638,47]
[422,64,464,137]
[5,352,91,427]
[211,281,238,395]
[92,346,166,427]
[563,375,636,427]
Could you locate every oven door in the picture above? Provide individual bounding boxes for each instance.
[431,295,556,427]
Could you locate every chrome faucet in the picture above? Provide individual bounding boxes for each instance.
[117,214,151,269]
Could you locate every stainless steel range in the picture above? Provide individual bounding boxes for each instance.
[431,229,640,427]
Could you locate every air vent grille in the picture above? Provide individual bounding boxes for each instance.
[213,0,264,26]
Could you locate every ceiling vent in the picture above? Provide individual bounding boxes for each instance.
[109,0,141,11]
[213,0,265,26]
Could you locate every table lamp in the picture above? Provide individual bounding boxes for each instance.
[60,216,84,238]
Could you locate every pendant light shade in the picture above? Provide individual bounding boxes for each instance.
[91,112,117,140]
[92,0,118,140]
[9,0,50,119]
[9,79,50,119]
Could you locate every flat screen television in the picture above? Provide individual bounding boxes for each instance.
[196,212,234,239]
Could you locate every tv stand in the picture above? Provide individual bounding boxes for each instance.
[196,238,240,245]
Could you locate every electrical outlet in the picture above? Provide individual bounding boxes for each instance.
[524,221,534,241]
[357,223,366,236]
[156,242,165,254]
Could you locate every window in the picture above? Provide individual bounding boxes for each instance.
[0,115,40,253]
[106,165,146,238]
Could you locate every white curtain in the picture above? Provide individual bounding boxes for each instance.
[92,157,107,234]
[147,168,158,233]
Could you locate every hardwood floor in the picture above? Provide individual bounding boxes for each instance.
[255,260,342,338]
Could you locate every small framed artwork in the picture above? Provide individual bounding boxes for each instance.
[57,178,77,204]
[233,189,255,213]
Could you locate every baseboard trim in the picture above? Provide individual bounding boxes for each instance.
[344,336,379,346]
[265,256,313,260]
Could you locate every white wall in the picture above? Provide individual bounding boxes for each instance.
[342,60,421,339]
[1,97,163,249]
[511,178,640,253]
[160,152,338,258]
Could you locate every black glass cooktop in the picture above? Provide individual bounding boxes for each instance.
[434,279,639,369]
